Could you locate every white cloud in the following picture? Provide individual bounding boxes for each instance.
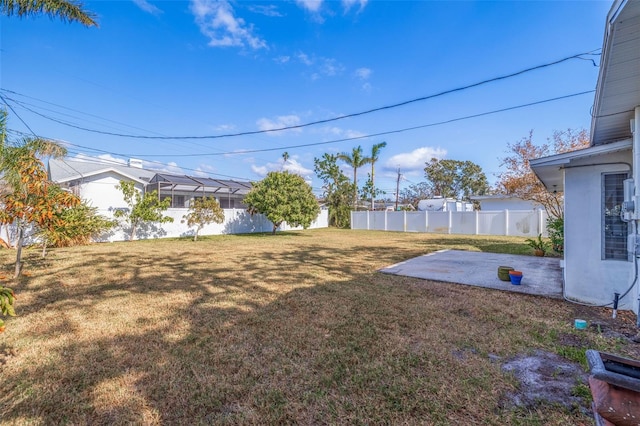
[248,4,283,17]
[213,123,236,132]
[317,126,367,139]
[296,0,323,12]
[320,58,344,76]
[296,52,344,79]
[354,67,372,80]
[251,157,313,178]
[385,147,447,172]
[297,52,313,66]
[275,55,290,64]
[145,160,184,174]
[190,0,267,50]
[256,115,302,135]
[354,67,372,91]
[132,0,163,15]
[73,153,127,166]
[342,0,368,13]
[193,163,217,177]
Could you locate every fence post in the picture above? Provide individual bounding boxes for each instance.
[384,210,388,231]
[367,210,370,230]
[504,209,509,236]
[475,210,479,235]
[424,210,428,233]
[448,210,452,234]
[404,210,407,232]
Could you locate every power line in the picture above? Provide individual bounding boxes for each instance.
[0,94,38,136]
[2,50,601,141]
[9,88,595,180]
[98,90,597,158]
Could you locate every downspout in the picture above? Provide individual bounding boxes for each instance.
[634,106,640,326]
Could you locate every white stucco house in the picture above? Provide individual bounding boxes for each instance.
[43,157,328,241]
[48,157,252,211]
[470,195,544,211]
[531,0,640,313]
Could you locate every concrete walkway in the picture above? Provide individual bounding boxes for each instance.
[380,249,563,299]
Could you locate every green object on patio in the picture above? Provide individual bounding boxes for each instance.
[498,266,514,281]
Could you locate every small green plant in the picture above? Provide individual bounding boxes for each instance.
[571,383,592,401]
[525,234,550,254]
[0,286,16,332]
[547,216,564,253]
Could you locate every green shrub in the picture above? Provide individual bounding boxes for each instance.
[547,217,564,253]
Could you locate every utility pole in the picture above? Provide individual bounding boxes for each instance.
[395,167,401,211]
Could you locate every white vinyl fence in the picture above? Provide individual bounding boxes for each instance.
[351,209,548,237]
[0,209,329,245]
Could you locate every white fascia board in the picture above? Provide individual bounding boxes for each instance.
[530,139,632,168]
[590,0,629,144]
[530,139,632,191]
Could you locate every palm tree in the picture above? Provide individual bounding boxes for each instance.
[369,141,387,210]
[338,146,371,209]
[1,0,98,27]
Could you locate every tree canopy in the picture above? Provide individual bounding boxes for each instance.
[367,142,387,209]
[114,181,173,241]
[1,0,98,26]
[423,158,489,201]
[400,182,433,208]
[496,129,589,218]
[314,153,354,228]
[244,171,320,234]
[0,114,80,276]
[182,196,225,241]
[338,146,371,209]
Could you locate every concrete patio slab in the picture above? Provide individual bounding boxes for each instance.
[380,249,563,299]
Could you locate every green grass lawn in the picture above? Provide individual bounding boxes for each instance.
[0,229,634,424]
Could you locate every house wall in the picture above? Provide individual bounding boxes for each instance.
[563,149,635,310]
[73,172,145,211]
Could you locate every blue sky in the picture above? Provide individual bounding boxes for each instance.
[1,0,612,196]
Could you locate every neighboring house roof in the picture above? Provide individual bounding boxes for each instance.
[531,138,632,191]
[49,158,157,184]
[590,0,640,145]
[148,173,252,195]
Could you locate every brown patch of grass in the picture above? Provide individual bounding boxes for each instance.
[0,229,631,424]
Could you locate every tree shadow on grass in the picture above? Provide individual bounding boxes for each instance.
[0,232,587,423]
[0,266,596,424]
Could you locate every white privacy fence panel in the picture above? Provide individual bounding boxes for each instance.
[450,212,476,235]
[351,210,548,237]
[386,212,405,232]
[405,212,427,232]
[477,211,505,236]
[507,210,543,237]
[0,209,329,245]
[427,212,450,234]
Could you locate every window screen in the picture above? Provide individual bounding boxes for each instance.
[603,173,628,260]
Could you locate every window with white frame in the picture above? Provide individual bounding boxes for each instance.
[602,173,628,260]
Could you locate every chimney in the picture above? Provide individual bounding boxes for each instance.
[128,158,143,169]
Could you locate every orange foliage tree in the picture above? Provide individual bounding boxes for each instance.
[0,138,80,277]
[496,129,590,219]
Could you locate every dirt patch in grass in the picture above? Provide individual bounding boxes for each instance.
[0,229,637,424]
[501,350,588,413]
